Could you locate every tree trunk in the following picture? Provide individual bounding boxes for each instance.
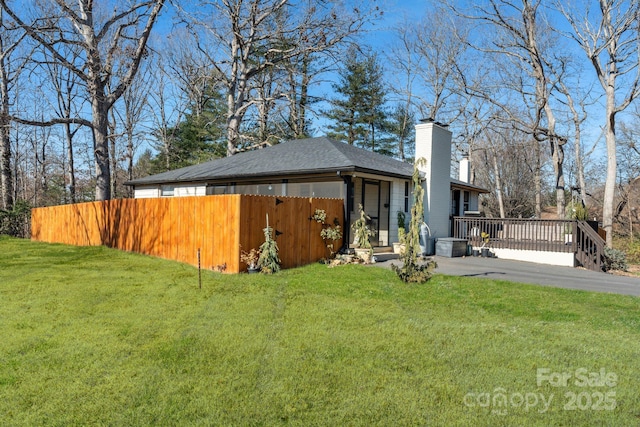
[566,89,588,208]
[603,83,617,247]
[92,96,111,201]
[0,120,11,209]
[64,122,76,203]
[109,109,117,199]
[0,42,12,210]
[534,141,542,218]
[492,151,506,218]
[552,138,565,217]
[298,55,310,138]
[576,143,588,210]
[127,128,134,198]
[226,112,241,156]
[544,102,565,218]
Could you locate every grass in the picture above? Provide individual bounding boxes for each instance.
[1,236,639,426]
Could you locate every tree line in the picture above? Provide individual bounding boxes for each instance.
[1,0,640,248]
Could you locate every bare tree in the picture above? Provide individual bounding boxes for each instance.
[409,5,469,123]
[0,9,26,210]
[387,22,422,161]
[176,0,374,156]
[284,51,316,139]
[456,46,548,216]
[0,0,165,201]
[120,71,151,196]
[458,0,568,217]
[558,0,640,247]
[39,43,86,204]
[474,123,541,218]
[146,54,187,172]
[556,77,591,210]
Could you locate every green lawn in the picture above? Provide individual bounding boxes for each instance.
[1,236,639,426]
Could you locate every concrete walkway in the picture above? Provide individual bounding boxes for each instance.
[374,254,640,297]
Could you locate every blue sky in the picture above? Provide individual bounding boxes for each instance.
[146,0,615,172]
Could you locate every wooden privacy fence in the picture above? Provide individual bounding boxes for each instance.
[31,195,344,273]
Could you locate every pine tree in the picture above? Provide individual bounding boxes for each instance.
[151,84,227,172]
[325,50,389,153]
[385,104,416,161]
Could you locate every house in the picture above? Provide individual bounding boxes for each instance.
[126,120,488,247]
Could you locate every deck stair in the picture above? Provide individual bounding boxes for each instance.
[452,217,606,272]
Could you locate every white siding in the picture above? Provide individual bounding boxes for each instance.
[174,184,206,197]
[389,179,408,243]
[134,186,160,198]
[133,183,206,198]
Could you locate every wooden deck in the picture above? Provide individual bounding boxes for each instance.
[453,217,606,271]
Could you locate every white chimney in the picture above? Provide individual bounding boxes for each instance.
[459,155,470,183]
[414,119,452,238]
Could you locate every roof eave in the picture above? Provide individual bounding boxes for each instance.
[450,180,490,194]
[126,166,362,187]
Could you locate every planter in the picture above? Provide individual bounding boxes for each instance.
[435,238,467,258]
[392,242,406,255]
[247,267,260,274]
[354,248,373,263]
[481,247,490,258]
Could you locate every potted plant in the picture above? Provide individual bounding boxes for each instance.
[480,231,491,257]
[240,247,260,273]
[393,211,406,255]
[352,204,373,263]
[564,202,588,244]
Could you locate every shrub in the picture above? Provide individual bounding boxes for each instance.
[258,216,280,274]
[603,247,628,272]
[616,236,640,265]
[0,200,31,238]
[566,202,589,221]
[392,158,436,283]
[312,209,342,260]
[351,204,372,250]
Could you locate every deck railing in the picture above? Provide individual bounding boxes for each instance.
[575,220,605,272]
[452,217,606,271]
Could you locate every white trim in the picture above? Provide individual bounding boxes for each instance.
[489,248,574,267]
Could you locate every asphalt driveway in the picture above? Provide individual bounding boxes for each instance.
[374,254,640,297]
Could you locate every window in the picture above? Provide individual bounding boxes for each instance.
[348,181,355,213]
[235,183,281,196]
[161,185,174,197]
[463,191,470,213]
[287,181,344,199]
[207,185,229,195]
[404,181,409,212]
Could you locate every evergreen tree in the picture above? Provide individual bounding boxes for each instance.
[151,85,227,173]
[385,104,416,161]
[325,50,389,153]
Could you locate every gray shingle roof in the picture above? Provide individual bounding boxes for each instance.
[126,137,415,186]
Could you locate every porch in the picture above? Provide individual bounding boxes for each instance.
[452,217,607,272]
